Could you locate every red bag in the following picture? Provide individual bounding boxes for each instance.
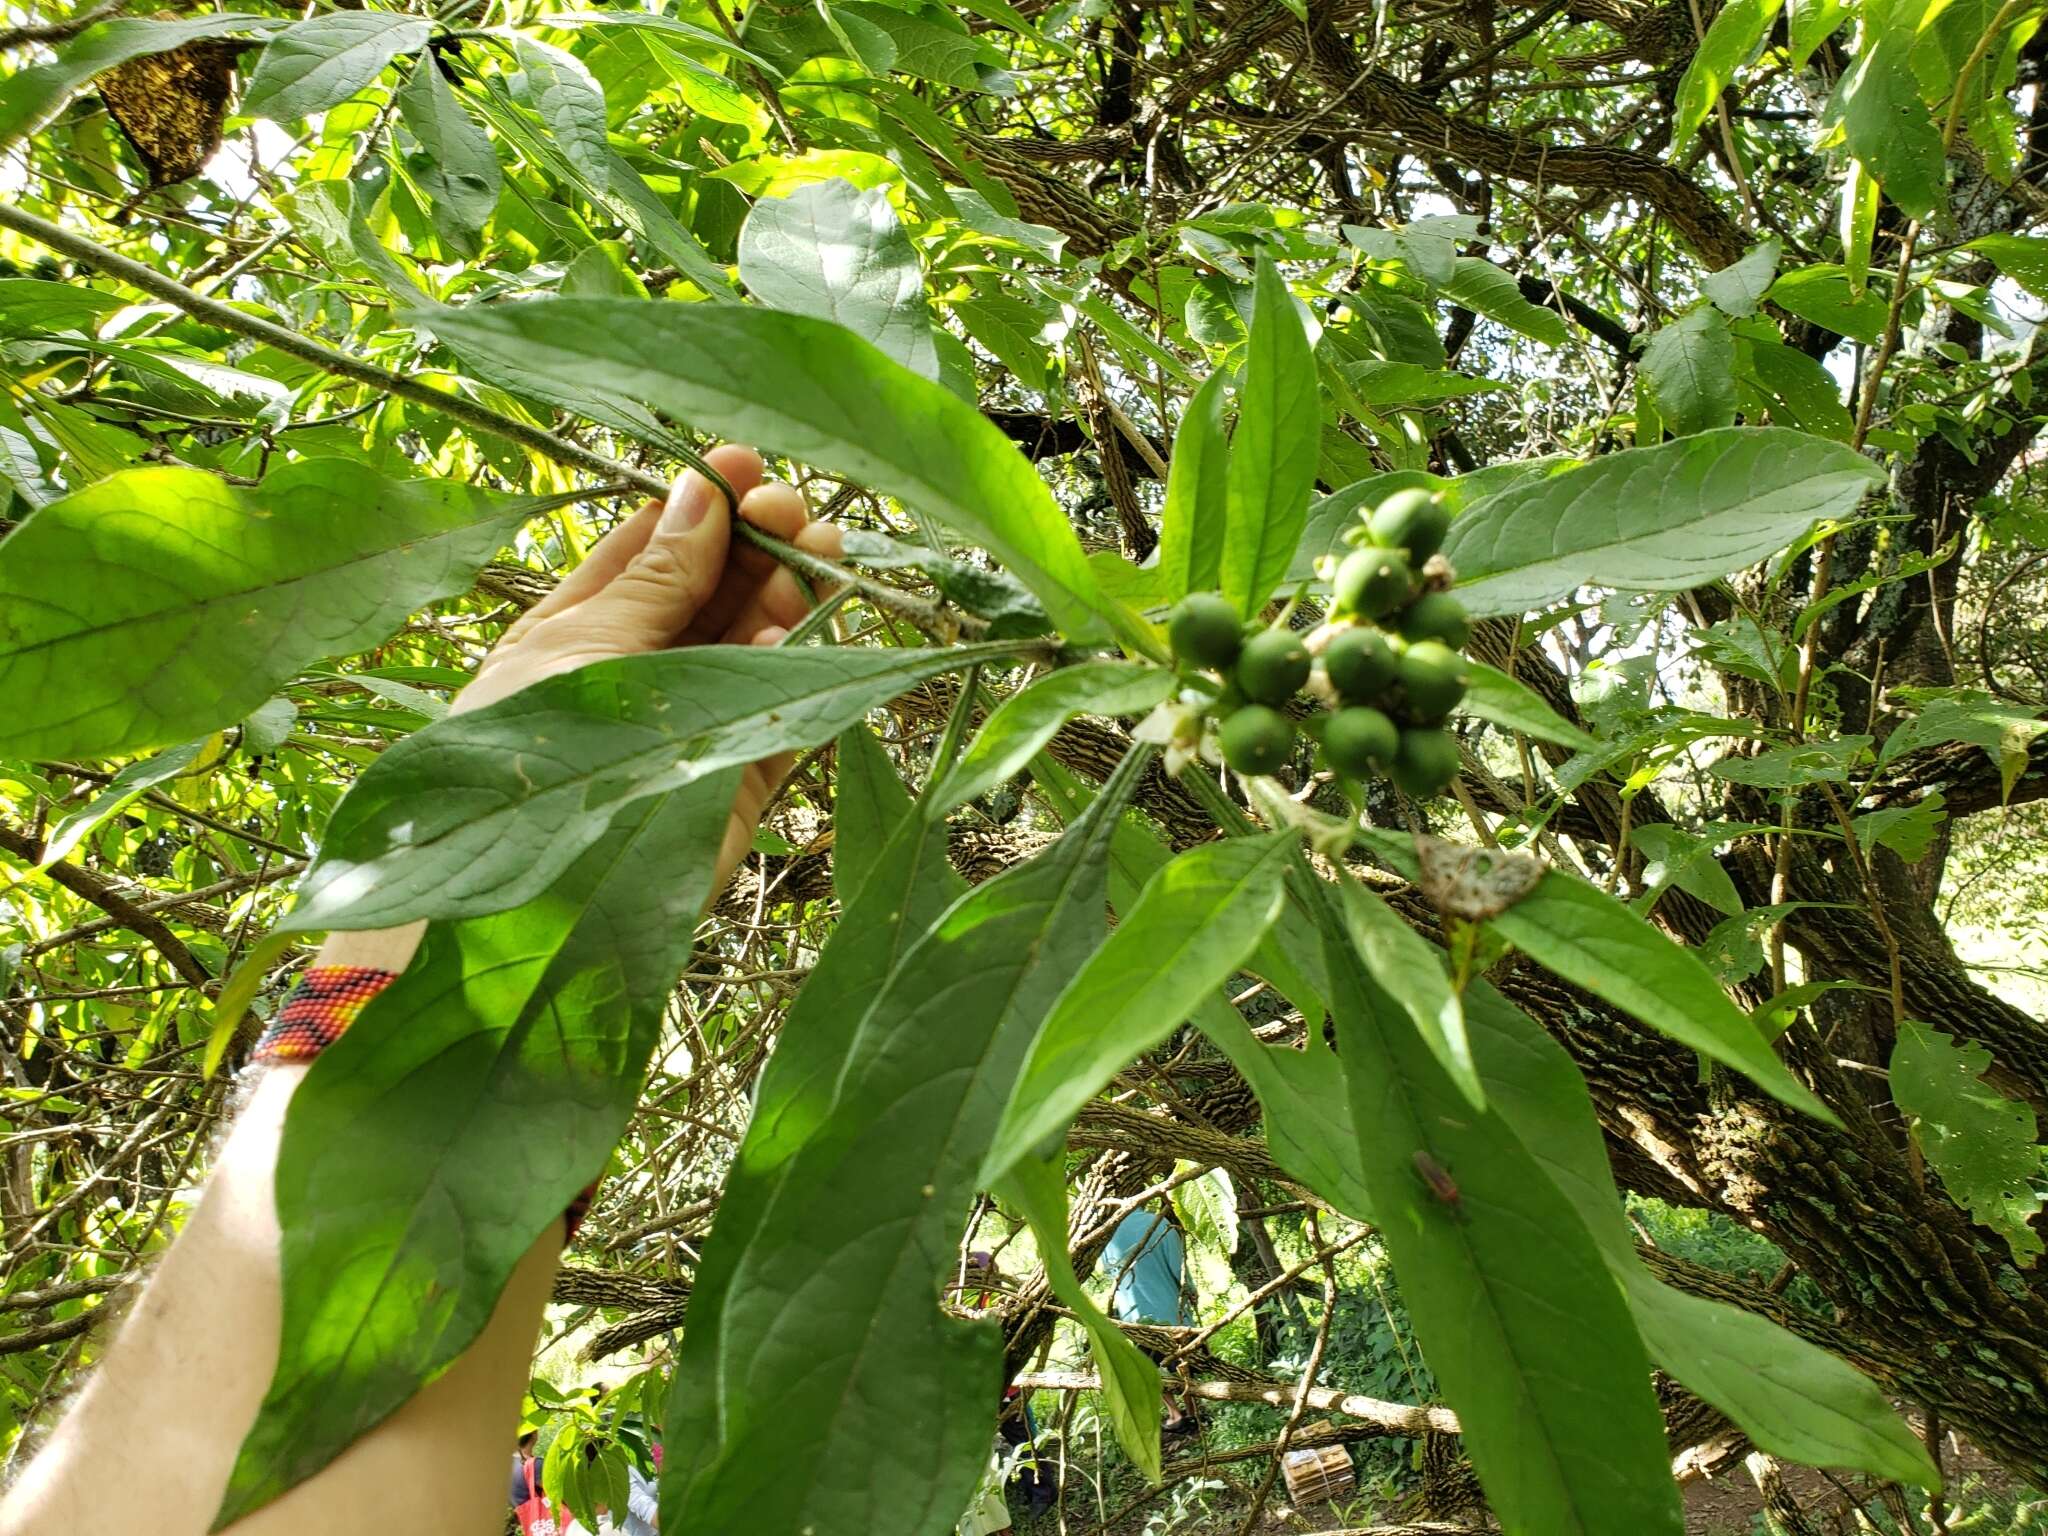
[515,1457,560,1536]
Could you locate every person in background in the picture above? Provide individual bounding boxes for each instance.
[1098,1207,1196,1434]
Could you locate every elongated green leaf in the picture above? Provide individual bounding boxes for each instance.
[931,661,1169,814]
[1824,32,1946,221]
[1892,1022,2046,1264]
[831,721,919,901]
[1464,983,1937,1486]
[999,1154,1162,1480]
[544,10,782,74]
[985,831,1291,1182]
[1439,258,1570,347]
[1765,264,1893,344]
[288,641,1018,931]
[220,774,735,1524]
[662,793,1120,1536]
[1336,873,1481,1108]
[1788,0,1848,62]
[1155,369,1231,600]
[508,35,609,186]
[1441,427,1883,617]
[1320,893,1683,1536]
[396,57,502,254]
[1488,871,1837,1121]
[1965,232,2048,302]
[1672,0,1783,140]
[740,177,938,379]
[0,14,288,147]
[0,462,532,760]
[37,738,208,866]
[1221,257,1320,616]
[1460,661,1597,750]
[243,12,429,121]
[1741,337,1855,441]
[425,297,1111,639]
[1842,162,1880,296]
[1636,306,1737,437]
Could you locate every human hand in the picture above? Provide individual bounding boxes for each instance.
[460,444,841,887]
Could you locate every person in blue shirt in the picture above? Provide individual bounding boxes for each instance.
[1097,1209,1195,1434]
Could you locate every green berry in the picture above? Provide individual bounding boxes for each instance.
[1397,639,1469,723]
[1168,592,1244,671]
[1235,628,1312,705]
[1332,547,1415,620]
[1321,707,1400,778]
[1369,488,1451,563]
[1390,727,1461,798]
[1219,704,1296,776]
[1321,627,1398,704]
[1399,591,1471,649]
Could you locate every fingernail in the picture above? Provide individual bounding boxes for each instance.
[661,473,712,532]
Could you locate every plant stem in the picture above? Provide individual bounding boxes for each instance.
[0,203,990,642]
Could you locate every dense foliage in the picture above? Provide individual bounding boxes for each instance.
[3,0,2048,1528]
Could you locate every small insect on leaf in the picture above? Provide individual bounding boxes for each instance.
[1413,1149,1464,1216]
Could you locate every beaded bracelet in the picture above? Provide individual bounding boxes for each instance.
[253,964,598,1237]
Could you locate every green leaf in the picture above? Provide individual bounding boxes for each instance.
[1459,661,1597,750]
[0,461,532,760]
[1788,0,1849,63]
[1465,983,1939,1487]
[1765,264,1893,344]
[984,831,1292,1182]
[1336,873,1482,1108]
[0,14,289,147]
[1700,239,1782,319]
[217,772,737,1525]
[1320,896,1683,1536]
[1740,337,1855,440]
[425,297,1112,640]
[831,721,918,901]
[37,738,208,866]
[1822,35,1947,221]
[931,661,1170,815]
[1964,233,2048,302]
[998,1155,1163,1480]
[1629,824,1743,917]
[285,179,424,298]
[288,641,1019,931]
[1636,306,1737,437]
[739,177,938,380]
[1672,0,1783,140]
[951,295,1050,391]
[508,35,610,188]
[1438,258,1570,347]
[1220,257,1320,617]
[1487,870,1838,1122]
[1155,369,1231,601]
[1842,161,1880,295]
[0,278,125,337]
[661,793,1120,1536]
[1711,734,1871,787]
[1339,360,1505,406]
[1892,1022,2047,1264]
[837,529,1051,639]
[1852,791,1946,863]
[1877,690,2046,802]
[545,10,781,74]
[243,12,430,122]
[1441,427,1884,618]
[396,57,502,254]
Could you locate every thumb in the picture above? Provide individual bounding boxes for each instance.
[576,468,732,650]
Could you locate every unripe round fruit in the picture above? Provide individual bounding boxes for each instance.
[1168,592,1244,671]
[1369,488,1451,563]
[1397,639,1468,723]
[1235,628,1312,705]
[1219,704,1296,776]
[1390,727,1461,797]
[1321,706,1400,778]
[1333,547,1414,620]
[1399,591,1471,649]
[1322,626,1399,703]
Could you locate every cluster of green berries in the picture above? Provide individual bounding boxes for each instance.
[1166,489,1470,799]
